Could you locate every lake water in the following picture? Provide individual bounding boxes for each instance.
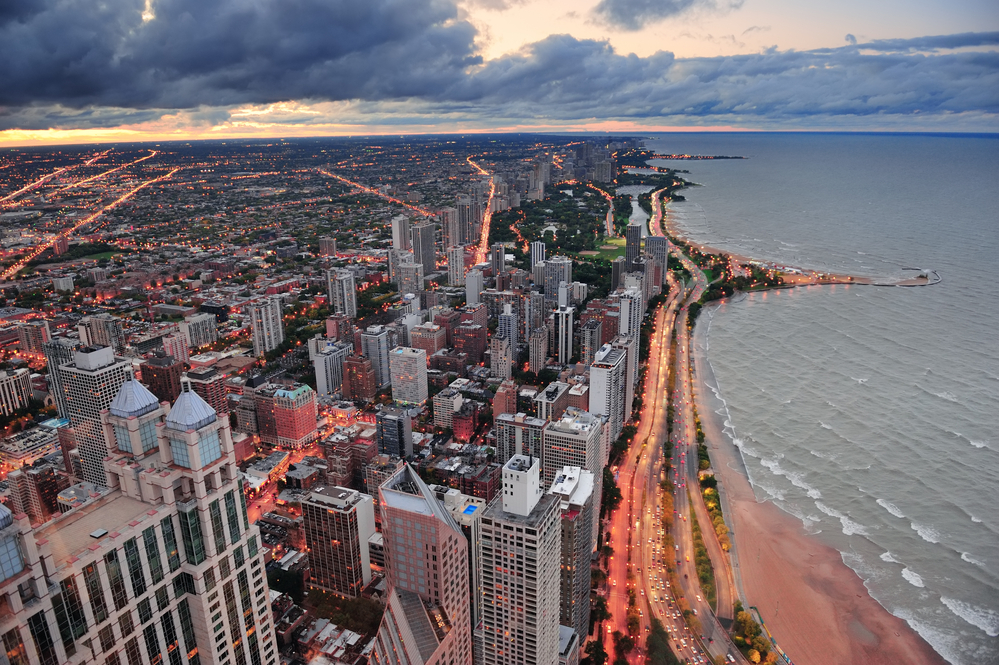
[647,132,999,665]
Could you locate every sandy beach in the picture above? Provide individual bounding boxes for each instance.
[690,312,946,665]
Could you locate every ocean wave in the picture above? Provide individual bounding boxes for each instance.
[901,567,925,588]
[971,515,983,523]
[910,522,941,543]
[850,376,869,384]
[819,421,833,430]
[815,501,868,536]
[880,551,901,564]
[941,597,999,637]
[961,552,986,568]
[876,498,905,519]
[754,481,786,502]
[968,439,988,449]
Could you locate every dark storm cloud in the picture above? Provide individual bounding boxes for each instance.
[591,0,742,32]
[0,0,480,108]
[0,0,995,133]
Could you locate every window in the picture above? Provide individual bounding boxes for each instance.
[123,539,146,597]
[28,612,58,665]
[52,577,87,656]
[143,527,164,584]
[179,507,206,565]
[119,611,134,637]
[247,536,258,558]
[155,585,169,611]
[114,424,132,454]
[104,551,129,610]
[173,572,194,599]
[204,567,216,591]
[209,500,226,554]
[138,599,152,625]
[177,600,199,664]
[83,562,109,624]
[161,517,181,572]
[1,627,28,665]
[224,491,242,543]
[233,546,245,569]
[169,437,191,468]
[105,653,121,665]
[161,612,182,665]
[198,429,222,466]
[143,624,162,665]
[123,637,142,665]
[138,420,158,453]
[98,625,115,652]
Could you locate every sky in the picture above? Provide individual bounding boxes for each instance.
[0,0,997,146]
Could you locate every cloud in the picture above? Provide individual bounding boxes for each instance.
[845,34,858,45]
[0,0,481,109]
[743,25,771,36]
[591,0,743,32]
[0,6,996,135]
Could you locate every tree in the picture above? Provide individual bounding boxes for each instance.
[748,649,761,664]
[582,636,609,665]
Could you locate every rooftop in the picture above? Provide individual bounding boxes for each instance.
[35,491,155,567]
[108,378,160,419]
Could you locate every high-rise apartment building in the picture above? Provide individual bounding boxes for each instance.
[314,340,352,397]
[611,255,626,291]
[319,237,337,256]
[0,369,32,417]
[140,353,183,403]
[535,381,571,422]
[361,325,391,389]
[43,337,81,418]
[162,333,190,362]
[498,303,518,349]
[327,268,358,318]
[549,466,595,647]
[553,306,574,364]
[342,355,377,402]
[611,335,638,425]
[250,296,284,357]
[302,486,375,597]
[465,269,484,306]
[180,312,218,349]
[370,465,472,665]
[490,243,506,277]
[409,322,446,359]
[580,318,603,367]
[529,325,549,374]
[392,214,411,251]
[389,347,428,406]
[440,206,460,249]
[645,235,670,275]
[186,366,229,415]
[396,261,424,297]
[590,343,628,441]
[625,221,643,266]
[542,407,604,509]
[494,412,547,465]
[448,245,466,286]
[376,407,413,458]
[17,320,50,356]
[60,346,133,486]
[78,314,125,354]
[489,334,512,380]
[272,384,318,449]
[477,455,561,665]
[410,222,437,277]
[543,256,573,302]
[531,240,546,269]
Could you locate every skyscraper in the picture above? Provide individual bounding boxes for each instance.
[542,407,604,488]
[361,325,391,388]
[140,353,183,403]
[389,346,428,406]
[448,245,466,286]
[549,466,595,646]
[494,412,547,464]
[327,268,358,318]
[43,337,81,418]
[78,313,125,354]
[531,240,546,269]
[543,256,573,303]
[250,296,285,357]
[645,235,669,275]
[490,242,506,276]
[376,406,413,458]
[410,221,437,277]
[440,206,460,248]
[179,312,218,349]
[343,354,377,402]
[302,485,375,597]
[590,343,627,441]
[370,465,472,664]
[392,214,411,250]
[314,341,353,397]
[465,269,484,306]
[396,261,424,296]
[489,334,511,380]
[60,346,132,486]
[477,455,561,665]
[580,318,603,367]
[625,221,643,266]
[553,305,574,364]
[611,255,626,291]
[162,333,190,362]
[498,302,518,349]
[529,325,549,374]
[186,365,229,415]
[17,320,50,355]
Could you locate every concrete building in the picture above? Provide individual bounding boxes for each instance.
[409,322,446,360]
[489,334,512,380]
[477,455,560,665]
[543,256,573,303]
[448,245,466,286]
[410,221,437,277]
[465,269,484,306]
[17,320,50,356]
[180,312,218,349]
[579,318,603,367]
[625,221,643,266]
[361,325,392,389]
[589,343,627,441]
[542,407,604,515]
[43,337,81,419]
[186,366,229,415]
[302,486,375,597]
[314,340,352,398]
[433,388,463,430]
[319,237,337,256]
[376,407,413,458]
[370,465,472,665]
[494,412,547,465]
[342,355,377,402]
[60,346,133,486]
[392,214,411,251]
[498,303,518,350]
[327,268,358,318]
[553,306,574,364]
[250,296,285,357]
[272,384,318,449]
[529,325,549,374]
[534,381,571,422]
[531,240,546,269]
[549,467,595,648]
[611,335,638,427]
[162,333,190,363]
[396,261,424,297]
[139,353,183,403]
[0,368,32,416]
[78,314,125,355]
[389,347,428,406]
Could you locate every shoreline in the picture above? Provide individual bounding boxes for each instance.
[690,306,946,665]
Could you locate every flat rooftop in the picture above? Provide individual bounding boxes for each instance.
[35,492,156,567]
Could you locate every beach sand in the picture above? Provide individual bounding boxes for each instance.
[691,313,945,665]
